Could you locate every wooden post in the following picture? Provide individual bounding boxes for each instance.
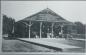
[21,21,32,38]
[61,25,63,38]
[29,21,31,38]
[12,24,14,34]
[12,21,15,34]
[47,28,50,38]
[51,23,54,38]
[40,22,42,38]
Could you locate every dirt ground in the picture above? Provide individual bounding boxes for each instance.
[2,38,57,52]
[2,38,85,53]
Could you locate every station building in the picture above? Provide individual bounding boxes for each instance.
[14,8,76,38]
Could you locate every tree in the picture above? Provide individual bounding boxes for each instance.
[74,22,85,34]
[3,15,15,37]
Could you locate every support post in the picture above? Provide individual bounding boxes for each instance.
[12,21,14,37]
[40,22,42,38]
[47,28,50,38]
[29,21,31,38]
[51,23,54,38]
[21,21,32,38]
[61,25,63,38]
[12,23,14,34]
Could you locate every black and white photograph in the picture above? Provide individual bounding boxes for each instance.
[1,1,86,53]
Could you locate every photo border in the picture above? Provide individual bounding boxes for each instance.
[0,0,86,55]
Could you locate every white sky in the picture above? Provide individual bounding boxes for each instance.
[1,1,86,24]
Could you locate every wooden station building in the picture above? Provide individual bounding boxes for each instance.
[14,8,76,38]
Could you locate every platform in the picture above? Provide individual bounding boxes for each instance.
[17,38,81,51]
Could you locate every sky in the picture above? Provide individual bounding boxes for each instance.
[1,1,86,24]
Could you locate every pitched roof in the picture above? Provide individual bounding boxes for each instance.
[22,8,68,22]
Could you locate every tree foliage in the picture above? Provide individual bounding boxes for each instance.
[74,22,85,34]
[3,15,15,35]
